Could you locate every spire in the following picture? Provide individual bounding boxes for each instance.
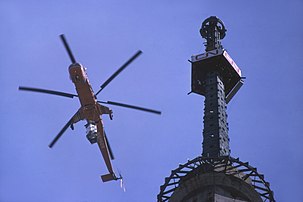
[192,16,236,157]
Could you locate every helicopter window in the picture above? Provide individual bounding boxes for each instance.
[73,74,85,83]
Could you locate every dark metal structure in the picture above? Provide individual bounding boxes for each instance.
[158,16,275,201]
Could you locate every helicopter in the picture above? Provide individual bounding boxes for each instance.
[19,34,161,182]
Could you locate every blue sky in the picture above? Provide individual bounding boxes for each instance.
[1,0,302,201]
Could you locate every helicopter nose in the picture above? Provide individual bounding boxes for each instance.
[69,63,82,69]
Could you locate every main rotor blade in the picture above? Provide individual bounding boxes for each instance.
[49,116,74,148]
[104,131,115,160]
[60,34,76,64]
[95,50,142,96]
[19,86,77,98]
[98,100,161,115]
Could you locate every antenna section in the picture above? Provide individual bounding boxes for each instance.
[200,16,226,51]
[158,16,275,201]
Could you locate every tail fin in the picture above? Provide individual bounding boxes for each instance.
[101,173,121,182]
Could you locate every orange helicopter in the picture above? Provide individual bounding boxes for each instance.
[19,34,161,182]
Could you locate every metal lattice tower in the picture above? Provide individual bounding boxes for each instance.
[158,16,275,202]
[202,71,230,157]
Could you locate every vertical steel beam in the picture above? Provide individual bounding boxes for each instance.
[202,71,230,157]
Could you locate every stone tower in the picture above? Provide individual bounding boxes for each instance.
[158,16,275,202]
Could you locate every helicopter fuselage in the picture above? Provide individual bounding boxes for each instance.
[69,63,95,107]
[68,63,116,181]
[69,63,112,121]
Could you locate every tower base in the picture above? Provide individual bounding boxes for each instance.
[169,172,261,202]
[158,156,275,202]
